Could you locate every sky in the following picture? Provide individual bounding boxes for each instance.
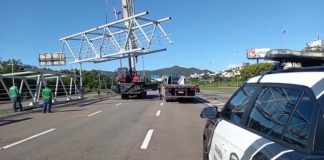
[0,0,324,72]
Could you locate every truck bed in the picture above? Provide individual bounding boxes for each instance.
[164,84,196,100]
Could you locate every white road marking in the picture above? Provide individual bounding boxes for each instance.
[156,110,161,116]
[205,103,214,107]
[213,100,225,105]
[87,111,102,117]
[271,149,294,160]
[1,128,56,150]
[160,102,164,106]
[115,103,122,106]
[141,129,154,149]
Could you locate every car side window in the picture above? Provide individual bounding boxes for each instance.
[222,85,257,124]
[283,94,316,149]
[246,86,302,141]
[315,110,324,152]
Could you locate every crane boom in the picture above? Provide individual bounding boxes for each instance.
[122,0,137,76]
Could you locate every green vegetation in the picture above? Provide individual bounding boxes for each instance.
[0,59,114,93]
[240,63,273,80]
[188,63,273,91]
[192,80,244,92]
[0,109,15,115]
[0,58,273,93]
[142,65,211,77]
[0,59,24,74]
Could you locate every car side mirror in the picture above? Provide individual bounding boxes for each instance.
[200,107,218,119]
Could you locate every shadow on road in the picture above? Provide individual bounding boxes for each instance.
[53,109,85,113]
[165,97,208,104]
[0,117,32,126]
[192,97,209,104]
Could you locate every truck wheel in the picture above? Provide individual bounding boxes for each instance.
[121,94,129,99]
[141,92,147,99]
[187,98,194,103]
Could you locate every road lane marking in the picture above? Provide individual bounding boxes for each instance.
[160,102,163,106]
[213,100,225,105]
[115,103,122,106]
[141,129,154,149]
[205,103,214,107]
[87,111,102,117]
[156,110,161,116]
[1,128,56,150]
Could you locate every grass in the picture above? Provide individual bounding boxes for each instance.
[0,109,15,116]
[200,87,237,93]
[192,80,244,93]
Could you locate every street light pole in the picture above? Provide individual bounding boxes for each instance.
[209,61,211,72]
[209,61,212,87]
[9,58,14,85]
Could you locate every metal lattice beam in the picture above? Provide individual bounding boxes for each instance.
[60,11,172,64]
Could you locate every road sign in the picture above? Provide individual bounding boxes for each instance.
[39,53,66,66]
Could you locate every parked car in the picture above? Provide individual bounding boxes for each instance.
[200,50,324,160]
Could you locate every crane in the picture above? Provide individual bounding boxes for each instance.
[59,0,172,99]
[121,0,137,81]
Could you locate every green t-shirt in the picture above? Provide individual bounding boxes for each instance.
[42,87,52,101]
[9,86,19,99]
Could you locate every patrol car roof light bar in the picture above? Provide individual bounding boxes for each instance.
[60,11,172,64]
[265,49,324,72]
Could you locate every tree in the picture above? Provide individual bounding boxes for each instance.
[0,59,23,74]
[240,63,273,80]
[202,73,210,80]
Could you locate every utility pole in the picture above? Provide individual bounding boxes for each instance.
[142,56,145,79]
[9,58,14,85]
[209,61,212,72]
[79,63,83,87]
[98,73,101,91]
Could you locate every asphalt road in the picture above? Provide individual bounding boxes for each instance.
[196,90,235,109]
[0,91,232,160]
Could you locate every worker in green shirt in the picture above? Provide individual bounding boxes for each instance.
[42,84,53,113]
[9,83,23,112]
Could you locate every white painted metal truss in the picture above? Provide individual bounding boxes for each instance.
[0,68,82,106]
[60,11,172,64]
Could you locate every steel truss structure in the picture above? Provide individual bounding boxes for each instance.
[60,11,172,64]
[0,68,82,107]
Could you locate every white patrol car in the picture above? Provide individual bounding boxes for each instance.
[200,49,324,160]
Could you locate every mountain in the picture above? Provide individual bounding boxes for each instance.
[95,66,211,78]
[138,65,211,77]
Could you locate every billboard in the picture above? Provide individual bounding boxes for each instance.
[247,48,270,59]
[39,52,66,66]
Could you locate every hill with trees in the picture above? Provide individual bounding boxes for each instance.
[139,65,211,77]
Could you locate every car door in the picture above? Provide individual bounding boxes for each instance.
[208,84,259,160]
[204,119,219,159]
[244,85,318,159]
